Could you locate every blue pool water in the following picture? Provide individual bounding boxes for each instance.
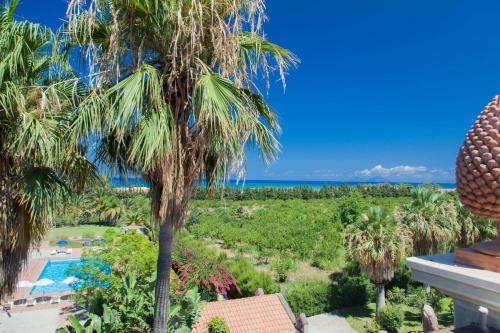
[30,259,83,294]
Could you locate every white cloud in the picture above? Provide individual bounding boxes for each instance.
[354,164,454,182]
[356,164,427,178]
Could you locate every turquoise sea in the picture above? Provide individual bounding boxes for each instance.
[110,178,456,190]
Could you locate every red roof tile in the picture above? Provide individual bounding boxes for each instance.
[192,294,297,333]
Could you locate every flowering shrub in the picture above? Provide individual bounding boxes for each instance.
[173,236,239,299]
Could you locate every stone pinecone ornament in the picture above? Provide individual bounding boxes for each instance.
[456,95,500,220]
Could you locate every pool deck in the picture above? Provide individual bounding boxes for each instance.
[1,242,85,331]
[10,242,82,300]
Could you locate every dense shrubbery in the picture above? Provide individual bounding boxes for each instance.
[331,274,374,308]
[386,287,407,305]
[406,286,445,312]
[226,258,279,298]
[194,183,414,200]
[284,280,331,316]
[336,191,365,226]
[188,199,347,267]
[377,304,404,333]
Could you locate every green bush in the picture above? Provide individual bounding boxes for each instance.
[207,316,230,333]
[386,287,407,305]
[271,256,296,282]
[284,280,330,316]
[406,287,444,311]
[377,304,404,333]
[336,191,364,226]
[227,258,279,298]
[331,274,374,308]
[366,320,380,333]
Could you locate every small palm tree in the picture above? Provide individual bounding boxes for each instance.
[346,207,410,316]
[126,211,147,226]
[455,199,497,247]
[401,187,459,255]
[64,1,296,331]
[0,0,95,298]
[96,195,126,225]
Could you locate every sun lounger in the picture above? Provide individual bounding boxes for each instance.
[50,249,57,255]
[50,296,61,304]
[26,298,36,307]
[2,301,13,310]
[65,248,73,255]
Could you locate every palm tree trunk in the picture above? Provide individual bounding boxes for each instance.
[153,218,174,333]
[375,283,386,317]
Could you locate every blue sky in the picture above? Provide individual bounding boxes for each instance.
[15,0,500,183]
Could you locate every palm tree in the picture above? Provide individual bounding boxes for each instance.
[96,195,126,225]
[400,187,459,255]
[64,1,297,331]
[126,211,147,226]
[455,199,497,247]
[346,207,410,316]
[0,0,95,298]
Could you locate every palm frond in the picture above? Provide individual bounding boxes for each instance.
[129,108,173,171]
[240,32,299,89]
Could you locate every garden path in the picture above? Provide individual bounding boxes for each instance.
[308,313,357,333]
[0,308,59,333]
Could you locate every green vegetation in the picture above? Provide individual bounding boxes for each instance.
[50,183,495,333]
[0,0,96,298]
[65,0,297,330]
[346,206,411,316]
[207,317,230,333]
[0,1,491,333]
[226,258,279,298]
[188,197,408,270]
[377,304,405,333]
[284,280,331,316]
[46,226,115,241]
[194,183,414,200]
[340,298,454,333]
[331,273,374,308]
[39,178,498,333]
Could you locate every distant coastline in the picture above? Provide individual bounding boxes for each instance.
[110,178,456,190]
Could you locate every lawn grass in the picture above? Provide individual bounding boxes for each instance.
[46,225,117,242]
[338,298,454,332]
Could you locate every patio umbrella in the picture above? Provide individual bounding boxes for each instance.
[56,240,68,246]
[62,276,79,285]
[34,279,54,300]
[17,280,33,288]
[34,278,55,287]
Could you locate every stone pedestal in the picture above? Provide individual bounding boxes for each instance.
[406,253,500,330]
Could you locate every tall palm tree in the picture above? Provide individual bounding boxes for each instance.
[0,0,95,298]
[64,1,297,331]
[346,207,410,316]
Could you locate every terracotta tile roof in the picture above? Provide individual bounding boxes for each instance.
[192,294,297,333]
[434,326,483,333]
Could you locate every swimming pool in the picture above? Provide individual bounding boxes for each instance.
[30,259,83,294]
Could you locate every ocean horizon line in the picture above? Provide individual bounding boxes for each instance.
[110,177,456,190]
